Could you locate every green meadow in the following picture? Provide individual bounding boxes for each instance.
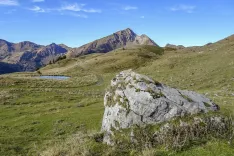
[1,44,234,155]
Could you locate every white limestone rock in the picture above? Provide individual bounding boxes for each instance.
[101,69,219,144]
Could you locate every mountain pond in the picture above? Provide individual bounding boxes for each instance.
[37,76,70,80]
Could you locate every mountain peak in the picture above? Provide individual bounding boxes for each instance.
[68,28,158,57]
[126,28,133,31]
[0,39,11,46]
[14,41,39,51]
[124,28,135,34]
[114,28,137,38]
[119,28,134,32]
[0,39,8,43]
[49,43,57,46]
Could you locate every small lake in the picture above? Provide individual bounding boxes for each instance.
[37,76,70,80]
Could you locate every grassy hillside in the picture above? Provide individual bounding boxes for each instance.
[0,43,234,155]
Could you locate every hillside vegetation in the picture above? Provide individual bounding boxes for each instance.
[0,39,234,155]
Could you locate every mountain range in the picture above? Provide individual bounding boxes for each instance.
[0,40,68,73]
[1,28,234,75]
[67,28,157,57]
[0,28,157,74]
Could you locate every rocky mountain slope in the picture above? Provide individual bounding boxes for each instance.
[0,28,158,74]
[0,62,22,74]
[0,40,69,74]
[67,28,158,58]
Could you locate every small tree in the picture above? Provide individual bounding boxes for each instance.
[37,70,42,75]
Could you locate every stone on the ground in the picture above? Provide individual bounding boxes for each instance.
[101,69,219,144]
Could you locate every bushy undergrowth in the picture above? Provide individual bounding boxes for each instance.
[41,131,107,156]
[41,114,234,156]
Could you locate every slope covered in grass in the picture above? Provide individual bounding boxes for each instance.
[0,41,234,155]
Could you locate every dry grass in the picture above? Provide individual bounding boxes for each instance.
[41,131,90,156]
[1,42,234,155]
[41,115,234,156]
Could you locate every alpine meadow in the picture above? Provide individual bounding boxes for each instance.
[0,0,234,156]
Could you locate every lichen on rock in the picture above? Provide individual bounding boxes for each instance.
[101,69,220,144]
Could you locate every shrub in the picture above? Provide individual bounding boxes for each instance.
[135,88,141,92]
[145,88,165,99]
[181,94,193,102]
[37,70,42,75]
[111,114,234,152]
[41,115,234,156]
[142,45,164,55]
[54,55,67,63]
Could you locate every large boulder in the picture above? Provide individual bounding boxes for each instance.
[101,70,219,144]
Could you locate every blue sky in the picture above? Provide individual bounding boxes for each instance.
[0,0,234,47]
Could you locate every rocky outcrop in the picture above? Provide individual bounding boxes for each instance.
[101,70,219,144]
[67,28,158,58]
[165,44,185,50]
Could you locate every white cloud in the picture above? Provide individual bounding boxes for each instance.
[123,6,138,11]
[61,3,101,13]
[27,3,100,18]
[68,12,88,18]
[32,0,44,2]
[29,6,45,12]
[169,5,196,13]
[0,0,19,6]
[140,16,145,19]
[61,3,83,11]
[83,8,102,13]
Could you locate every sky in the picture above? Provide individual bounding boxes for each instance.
[0,0,234,47]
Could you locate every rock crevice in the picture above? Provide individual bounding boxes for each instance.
[101,70,219,144]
